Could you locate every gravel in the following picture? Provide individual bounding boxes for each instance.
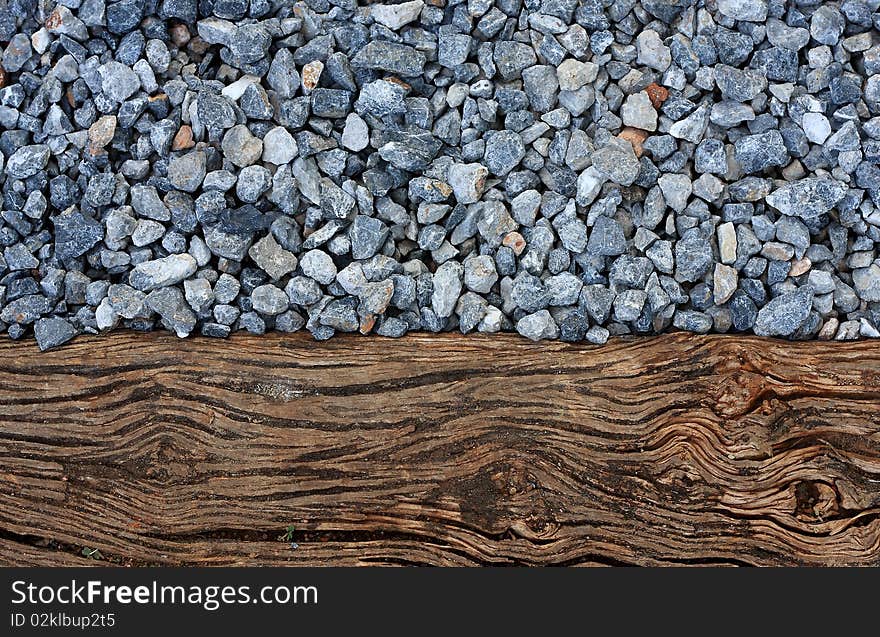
[1,1,879,349]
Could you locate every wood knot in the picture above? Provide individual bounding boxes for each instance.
[435,461,554,534]
[709,369,767,418]
[793,480,839,522]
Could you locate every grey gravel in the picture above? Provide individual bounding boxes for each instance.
[2,0,878,348]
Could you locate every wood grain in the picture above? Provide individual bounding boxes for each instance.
[0,332,879,566]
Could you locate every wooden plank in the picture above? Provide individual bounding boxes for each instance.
[0,332,879,566]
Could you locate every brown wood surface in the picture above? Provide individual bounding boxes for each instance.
[0,332,879,566]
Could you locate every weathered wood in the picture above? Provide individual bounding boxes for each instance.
[0,332,879,566]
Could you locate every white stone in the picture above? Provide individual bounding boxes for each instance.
[717,0,768,22]
[717,222,738,265]
[576,166,605,206]
[341,113,369,152]
[262,126,298,165]
[713,264,738,304]
[801,112,832,144]
[370,1,424,30]
[31,28,51,54]
[221,75,260,101]
[556,59,597,92]
[95,298,119,331]
[620,91,657,131]
[657,173,692,213]
[635,30,671,71]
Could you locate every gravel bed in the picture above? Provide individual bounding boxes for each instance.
[1,0,879,349]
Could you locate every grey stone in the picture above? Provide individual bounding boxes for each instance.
[516,310,559,340]
[251,284,290,315]
[145,287,197,337]
[717,0,768,22]
[7,145,50,179]
[266,48,300,99]
[811,6,845,46]
[754,286,814,336]
[448,163,488,204]
[621,92,657,131]
[99,61,140,102]
[484,131,526,177]
[204,226,253,261]
[734,130,789,174]
[248,234,298,280]
[853,264,880,302]
[463,255,498,294]
[636,30,671,71]
[556,59,598,92]
[197,91,236,131]
[765,178,848,218]
[130,185,170,221]
[675,229,713,283]
[34,317,77,351]
[715,65,767,102]
[300,249,337,285]
[494,41,538,80]
[285,276,322,306]
[694,139,727,174]
[341,114,369,152]
[371,1,424,30]
[262,127,298,165]
[168,151,206,193]
[591,136,640,186]
[349,215,389,260]
[183,279,213,313]
[512,272,550,313]
[4,244,38,271]
[54,208,104,260]
[221,125,263,167]
[131,219,165,247]
[438,30,472,68]
[432,261,463,318]
[320,178,356,221]
[669,102,710,143]
[657,173,692,212]
[522,65,559,112]
[587,215,626,256]
[546,273,582,307]
[2,33,32,72]
[351,41,426,77]
[129,254,198,291]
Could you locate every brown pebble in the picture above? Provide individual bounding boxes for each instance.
[170,24,191,48]
[818,318,838,340]
[789,257,812,277]
[44,7,63,31]
[88,115,117,148]
[302,60,324,92]
[359,314,376,335]
[645,83,669,109]
[172,125,194,151]
[384,76,411,91]
[618,127,649,157]
[502,231,526,256]
[188,37,211,55]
